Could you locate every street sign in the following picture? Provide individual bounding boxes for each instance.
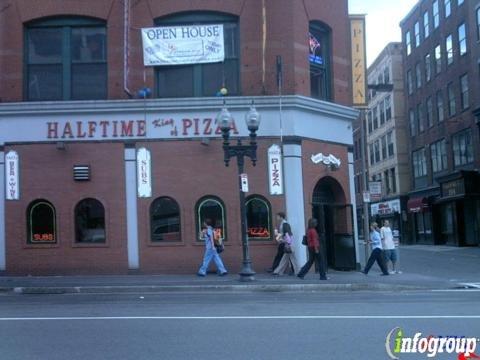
[363,191,370,203]
[240,173,249,193]
[369,181,382,201]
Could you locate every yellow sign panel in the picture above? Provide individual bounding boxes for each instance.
[350,17,367,106]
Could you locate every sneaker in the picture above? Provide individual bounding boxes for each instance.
[395,270,402,274]
[219,272,228,276]
[297,274,305,280]
[380,273,389,276]
[197,272,206,277]
[265,268,274,273]
[389,271,395,275]
[361,270,368,275]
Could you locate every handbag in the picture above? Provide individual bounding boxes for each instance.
[302,235,308,246]
[215,243,225,253]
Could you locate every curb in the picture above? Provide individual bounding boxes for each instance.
[0,283,432,294]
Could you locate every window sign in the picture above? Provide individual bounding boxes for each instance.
[27,200,56,244]
[6,151,19,200]
[309,32,323,65]
[142,24,225,66]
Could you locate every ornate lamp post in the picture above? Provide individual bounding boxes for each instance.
[217,100,261,282]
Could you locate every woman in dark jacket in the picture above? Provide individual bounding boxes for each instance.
[297,218,327,280]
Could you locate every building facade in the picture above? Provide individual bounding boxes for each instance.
[366,43,410,242]
[0,0,360,275]
[400,0,480,246]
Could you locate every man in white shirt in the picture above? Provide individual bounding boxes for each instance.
[380,220,400,274]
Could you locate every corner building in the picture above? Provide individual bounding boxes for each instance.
[0,0,359,274]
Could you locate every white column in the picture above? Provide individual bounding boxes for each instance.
[0,150,5,270]
[124,147,139,269]
[348,151,361,270]
[282,142,307,266]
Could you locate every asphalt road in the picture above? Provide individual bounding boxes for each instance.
[0,290,479,360]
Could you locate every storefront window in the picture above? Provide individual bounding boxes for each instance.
[27,199,57,244]
[246,196,272,240]
[196,196,226,242]
[74,198,106,243]
[150,197,181,242]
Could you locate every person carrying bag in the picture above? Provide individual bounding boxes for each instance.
[272,212,299,275]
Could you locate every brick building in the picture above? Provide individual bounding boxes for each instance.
[0,0,359,275]
[365,43,410,242]
[400,0,480,246]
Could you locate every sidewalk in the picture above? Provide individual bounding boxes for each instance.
[0,245,478,294]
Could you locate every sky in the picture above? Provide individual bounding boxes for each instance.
[349,0,419,66]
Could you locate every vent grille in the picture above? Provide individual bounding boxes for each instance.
[73,165,90,181]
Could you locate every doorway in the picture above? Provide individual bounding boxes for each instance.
[312,177,355,270]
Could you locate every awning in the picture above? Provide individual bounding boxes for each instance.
[407,197,428,213]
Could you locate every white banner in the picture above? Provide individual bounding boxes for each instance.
[5,150,19,200]
[137,147,152,198]
[141,24,225,66]
[371,199,401,216]
[268,145,283,195]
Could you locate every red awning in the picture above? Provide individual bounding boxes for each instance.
[407,197,428,213]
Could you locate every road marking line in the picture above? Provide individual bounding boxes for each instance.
[0,315,480,321]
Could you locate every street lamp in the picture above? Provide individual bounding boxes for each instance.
[217,100,261,282]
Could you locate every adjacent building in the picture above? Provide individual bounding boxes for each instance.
[366,43,411,242]
[400,0,480,246]
[0,0,360,274]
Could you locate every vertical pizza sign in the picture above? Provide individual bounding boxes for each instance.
[136,147,152,198]
[6,151,19,200]
[350,15,367,107]
[268,145,283,195]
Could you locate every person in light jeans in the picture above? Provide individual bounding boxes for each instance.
[380,220,400,274]
[197,219,228,277]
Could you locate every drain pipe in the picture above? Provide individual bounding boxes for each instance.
[124,0,133,98]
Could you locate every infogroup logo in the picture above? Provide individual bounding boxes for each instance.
[385,327,479,359]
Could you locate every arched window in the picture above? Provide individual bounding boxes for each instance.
[154,12,239,98]
[309,21,332,101]
[246,196,272,241]
[196,196,226,242]
[74,198,106,243]
[25,16,107,101]
[150,197,181,242]
[27,199,57,244]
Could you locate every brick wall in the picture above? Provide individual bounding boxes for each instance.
[0,0,352,105]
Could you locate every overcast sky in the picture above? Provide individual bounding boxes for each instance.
[349,0,419,66]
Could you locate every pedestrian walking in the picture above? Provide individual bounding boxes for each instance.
[197,219,228,277]
[273,212,300,275]
[362,222,389,276]
[297,218,327,280]
[380,220,399,274]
